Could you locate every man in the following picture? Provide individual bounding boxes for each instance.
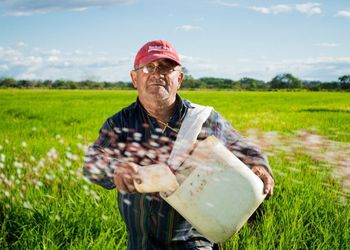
[83,39,274,250]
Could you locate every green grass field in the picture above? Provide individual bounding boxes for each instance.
[0,89,349,249]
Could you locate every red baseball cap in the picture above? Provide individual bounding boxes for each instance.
[134,40,181,69]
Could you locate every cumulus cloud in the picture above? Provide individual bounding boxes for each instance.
[1,43,349,82]
[174,53,350,82]
[215,0,239,8]
[336,9,350,18]
[249,7,271,14]
[0,44,133,81]
[249,3,321,15]
[16,41,27,47]
[0,64,9,71]
[249,4,292,15]
[0,0,135,16]
[217,56,350,82]
[176,55,349,82]
[317,42,339,48]
[180,54,218,75]
[176,25,202,32]
[295,3,321,15]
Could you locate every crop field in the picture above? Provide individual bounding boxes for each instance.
[0,89,349,249]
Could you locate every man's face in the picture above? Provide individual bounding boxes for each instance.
[130,59,183,102]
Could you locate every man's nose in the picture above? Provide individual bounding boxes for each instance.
[153,66,165,75]
[152,68,165,78]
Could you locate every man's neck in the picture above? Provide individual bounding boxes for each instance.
[140,96,177,122]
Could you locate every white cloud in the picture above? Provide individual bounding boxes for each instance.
[317,43,339,48]
[16,41,27,47]
[1,0,135,15]
[236,56,350,81]
[184,56,350,82]
[26,56,43,65]
[295,3,321,15]
[17,72,37,79]
[68,7,89,12]
[249,4,292,15]
[270,4,292,14]
[0,44,133,81]
[180,54,218,75]
[249,6,271,14]
[1,43,349,82]
[215,0,239,8]
[176,25,202,32]
[336,9,350,18]
[47,56,60,63]
[249,3,321,15]
[0,47,23,62]
[0,64,9,71]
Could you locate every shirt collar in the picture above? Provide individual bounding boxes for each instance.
[136,94,189,112]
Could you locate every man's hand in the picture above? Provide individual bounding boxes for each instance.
[251,165,274,198]
[113,162,141,193]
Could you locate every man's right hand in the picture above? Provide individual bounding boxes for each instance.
[113,162,141,193]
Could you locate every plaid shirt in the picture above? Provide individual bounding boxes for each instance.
[83,95,272,250]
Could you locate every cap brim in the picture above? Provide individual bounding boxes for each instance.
[138,54,181,68]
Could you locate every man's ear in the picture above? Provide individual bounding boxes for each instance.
[177,72,184,89]
[130,70,138,89]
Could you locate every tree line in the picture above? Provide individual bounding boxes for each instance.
[0,73,349,91]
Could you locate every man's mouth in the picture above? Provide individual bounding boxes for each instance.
[149,81,166,87]
[148,78,167,89]
[150,84,165,87]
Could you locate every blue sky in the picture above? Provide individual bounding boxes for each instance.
[0,0,349,82]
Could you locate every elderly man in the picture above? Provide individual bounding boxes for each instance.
[83,40,274,250]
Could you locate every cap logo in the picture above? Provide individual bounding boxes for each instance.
[148,45,172,52]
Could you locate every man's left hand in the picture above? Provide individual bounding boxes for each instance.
[251,166,274,198]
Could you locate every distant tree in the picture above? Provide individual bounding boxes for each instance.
[66,80,78,89]
[339,75,350,90]
[1,73,348,91]
[52,80,67,89]
[17,79,33,88]
[199,77,235,89]
[80,80,96,89]
[303,80,321,91]
[182,78,205,89]
[42,80,53,88]
[239,77,266,90]
[270,73,302,89]
[0,77,17,87]
[321,81,339,90]
[103,81,113,89]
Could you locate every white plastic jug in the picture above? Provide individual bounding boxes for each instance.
[161,136,266,243]
[134,163,179,194]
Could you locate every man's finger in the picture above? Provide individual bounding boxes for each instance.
[263,175,274,198]
[113,162,140,193]
[115,177,127,193]
[114,171,131,193]
[251,166,263,177]
[251,166,274,198]
[122,178,135,193]
[127,162,139,174]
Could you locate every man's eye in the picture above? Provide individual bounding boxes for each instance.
[147,65,156,70]
[160,65,172,71]
[160,63,172,68]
